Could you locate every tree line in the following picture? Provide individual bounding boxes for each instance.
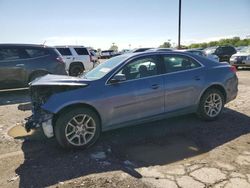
[188,37,250,49]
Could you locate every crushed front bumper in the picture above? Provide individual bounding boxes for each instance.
[25,111,54,138]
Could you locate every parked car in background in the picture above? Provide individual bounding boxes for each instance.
[0,44,66,90]
[89,51,100,67]
[204,46,236,62]
[89,49,101,59]
[131,48,153,53]
[181,49,219,62]
[100,50,115,59]
[230,46,250,69]
[26,51,238,149]
[56,46,93,76]
[120,49,130,54]
[146,48,173,52]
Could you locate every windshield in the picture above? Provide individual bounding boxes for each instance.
[84,55,129,80]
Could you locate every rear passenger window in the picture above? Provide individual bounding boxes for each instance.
[163,55,201,73]
[57,48,72,56]
[0,48,28,61]
[74,48,89,55]
[25,48,48,58]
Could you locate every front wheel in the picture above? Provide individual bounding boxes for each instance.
[197,89,225,121]
[55,107,101,149]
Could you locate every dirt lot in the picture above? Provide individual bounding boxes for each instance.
[0,70,249,188]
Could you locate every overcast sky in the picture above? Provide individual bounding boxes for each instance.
[0,0,249,50]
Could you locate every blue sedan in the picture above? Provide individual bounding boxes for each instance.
[26,51,238,149]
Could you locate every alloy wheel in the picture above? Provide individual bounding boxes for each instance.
[204,93,223,117]
[65,114,96,146]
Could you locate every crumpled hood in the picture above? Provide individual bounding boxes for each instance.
[30,74,89,86]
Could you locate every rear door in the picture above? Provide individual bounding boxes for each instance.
[0,47,28,89]
[162,54,205,112]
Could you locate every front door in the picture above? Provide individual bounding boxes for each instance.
[105,55,165,126]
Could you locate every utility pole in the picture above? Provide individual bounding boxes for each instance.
[178,0,182,49]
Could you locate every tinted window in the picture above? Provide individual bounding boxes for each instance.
[74,48,89,55]
[57,48,72,56]
[226,47,236,54]
[116,56,159,81]
[163,55,201,73]
[0,48,29,61]
[25,48,48,58]
[216,47,223,54]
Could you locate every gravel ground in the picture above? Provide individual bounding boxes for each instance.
[0,70,249,188]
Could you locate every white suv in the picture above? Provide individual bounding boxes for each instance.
[56,46,94,76]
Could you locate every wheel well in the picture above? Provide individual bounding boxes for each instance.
[69,62,85,70]
[28,70,50,82]
[52,103,101,128]
[202,85,227,101]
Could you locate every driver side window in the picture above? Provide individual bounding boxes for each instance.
[116,56,158,81]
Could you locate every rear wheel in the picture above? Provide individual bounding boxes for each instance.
[55,107,101,149]
[197,89,225,121]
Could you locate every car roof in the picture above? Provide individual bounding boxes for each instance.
[55,45,86,48]
[0,43,51,48]
[120,50,201,59]
[108,51,218,69]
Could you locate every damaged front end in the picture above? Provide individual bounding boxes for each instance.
[24,74,89,138]
[25,84,87,138]
[25,86,60,138]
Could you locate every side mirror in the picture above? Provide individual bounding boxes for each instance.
[109,74,126,84]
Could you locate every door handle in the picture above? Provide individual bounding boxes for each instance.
[16,64,24,67]
[194,76,201,81]
[151,84,159,89]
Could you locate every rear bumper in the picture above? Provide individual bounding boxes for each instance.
[225,75,238,103]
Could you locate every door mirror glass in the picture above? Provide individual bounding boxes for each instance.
[109,74,126,84]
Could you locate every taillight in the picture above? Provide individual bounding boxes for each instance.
[89,55,93,62]
[56,56,64,64]
[230,66,237,73]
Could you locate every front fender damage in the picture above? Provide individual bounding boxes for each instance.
[25,84,87,138]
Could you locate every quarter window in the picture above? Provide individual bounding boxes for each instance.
[57,48,72,56]
[74,48,89,55]
[163,55,201,73]
[116,56,159,81]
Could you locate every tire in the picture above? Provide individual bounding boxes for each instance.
[55,107,101,149]
[69,64,84,76]
[197,89,225,121]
